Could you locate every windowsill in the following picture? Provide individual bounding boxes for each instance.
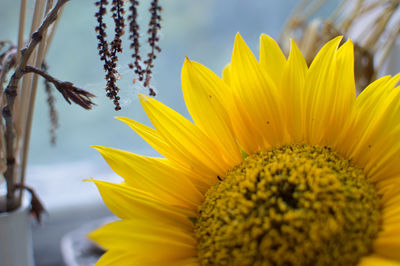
[29,160,118,266]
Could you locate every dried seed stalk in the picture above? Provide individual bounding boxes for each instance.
[95,0,163,109]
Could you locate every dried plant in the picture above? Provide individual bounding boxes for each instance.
[0,0,95,219]
[95,0,124,111]
[95,0,163,109]
[281,0,400,93]
[24,65,95,109]
[42,62,59,145]
[128,0,143,82]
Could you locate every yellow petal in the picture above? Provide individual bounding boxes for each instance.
[379,184,400,227]
[303,36,342,144]
[259,34,286,86]
[116,117,213,191]
[358,255,400,266]
[379,223,400,238]
[333,40,356,119]
[182,58,241,167]
[380,182,400,207]
[382,200,400,224]
[116,117,175,160]
[95,250,136,266]
[281,39,308,143]
[229,91,267,154]
[346,75,400,179]
[90,219,196,260]
[230,33,286,147]
[335,76,392,157]
[88,179,194,228]
[92,146,202,208]
[222,65,266,154]
[325,40,356,145]
[366,128,400,182]
[373,236,400,261]
[139,94,231,177]
[222,64,232,85]
[97,250,198,266]
[356,75,397,111]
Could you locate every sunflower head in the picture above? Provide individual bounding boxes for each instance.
[89,33,400,266]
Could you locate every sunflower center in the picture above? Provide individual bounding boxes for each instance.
[195,144,381,266]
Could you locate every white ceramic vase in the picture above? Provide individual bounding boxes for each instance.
[0,195,34,266]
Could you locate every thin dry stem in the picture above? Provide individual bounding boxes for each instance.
[292,0,312,18]
[327,0,346,23]
[15,0,46,145]
[363,4,398,50]
[375,22,400,77]
[359,0,388,14]
[23,66,95,110]
[300,19,322,63]
[0,46,17,98]
[44,4,63,56]
[282,0,400,92]
[2,0,69,211]
[339,0,363,32]
[16,0,27,64]
[0,46,16,179]
[19,0,55,206]
[302,0,328,23]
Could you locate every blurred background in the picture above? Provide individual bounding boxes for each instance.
[0,0,340,265]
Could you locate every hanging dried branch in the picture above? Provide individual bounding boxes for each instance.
[143,0,162,97]
[95,0,163,109]
[128,0,143,82]
[95,0,125,111]
[111,0,125,56]
[108,0,125,110]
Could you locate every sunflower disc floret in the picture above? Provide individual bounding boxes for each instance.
[195,145,381,266]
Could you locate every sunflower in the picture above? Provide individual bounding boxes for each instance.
[89,33,400,265]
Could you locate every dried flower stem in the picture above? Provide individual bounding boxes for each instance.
[328,0,346,23]
[23,66,95,109]
[19,0,55,206]
[282,0,400,93]
[0,45,16,179]
[15,0,46,140]
[303,0,328,23]
[2,0,69,211]
[44,4,64,56]
[0,46,17,97]
[17,0,27,64]
[363,3,398,50]
[375,22,400,77]
[339,0,363,32]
